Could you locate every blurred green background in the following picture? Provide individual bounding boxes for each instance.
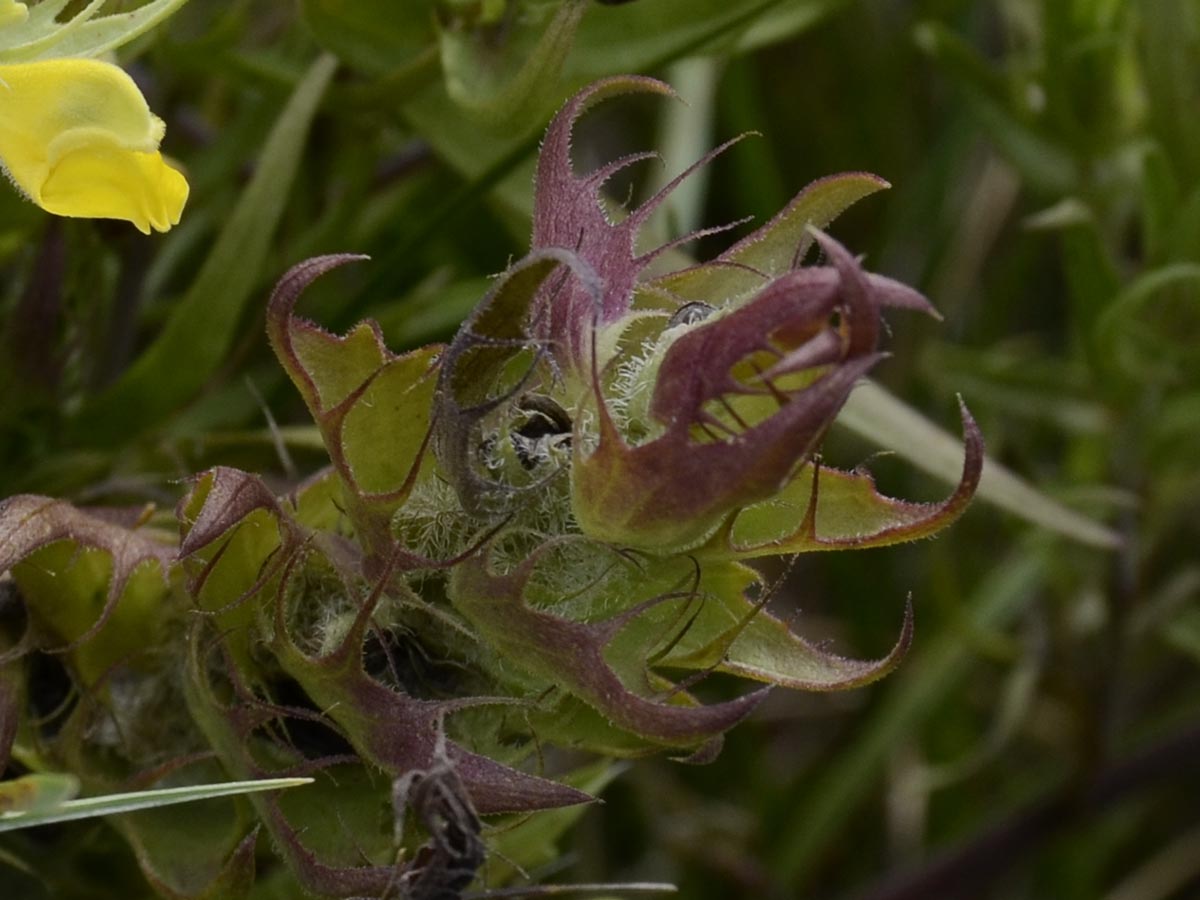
[2,1,1199,898]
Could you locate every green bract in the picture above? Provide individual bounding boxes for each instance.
[0,77,980,898]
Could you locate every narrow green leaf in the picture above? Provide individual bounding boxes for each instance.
[0,0,104,61]
[1026,199,1121,369]
[914,624,1044,790]
[0,0,191,62]
[33,0,191,59]
[0,777,312,833]
[402,0,837,225]
[730,0,848,53]
[1140,142,1180,265]
[836,381,1120,548]
[915,20,1077,193]
[1140,0,1200,184]
[1094,262,1200,382]
[571,0,816,77]
[439,0,586,126]
[72,54,338,444]
[301,0,436,75]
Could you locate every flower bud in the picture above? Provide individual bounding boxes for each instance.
[571,232,932,552]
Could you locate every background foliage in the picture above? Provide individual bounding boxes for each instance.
[1,0,1199,898]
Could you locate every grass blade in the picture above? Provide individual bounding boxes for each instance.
[0,777,312,833]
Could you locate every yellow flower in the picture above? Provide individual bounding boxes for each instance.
[0,57,188,233]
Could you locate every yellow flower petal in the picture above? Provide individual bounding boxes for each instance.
[40,138,188,234]
[0,57,188,232]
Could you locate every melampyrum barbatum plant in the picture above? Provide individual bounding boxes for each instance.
[0,77,982,898]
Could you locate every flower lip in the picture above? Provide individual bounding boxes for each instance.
[0,57,188,232]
